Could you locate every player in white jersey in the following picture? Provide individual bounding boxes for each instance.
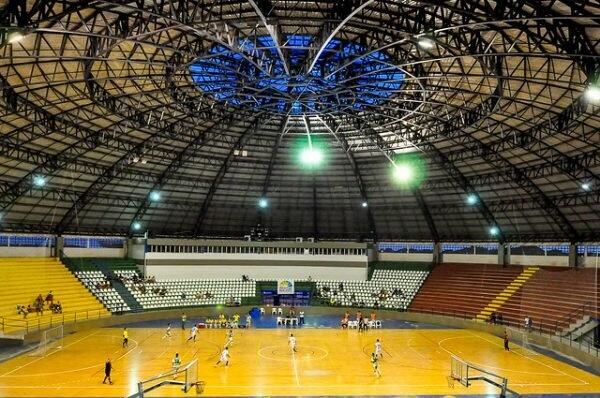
[162,323,172,339]
[371,352,381,377]
[289,333,297,353]
[172,352,181,378]
[187,325,198,342]
[225,329,234,348]
[215,347,230,366]
[374,339,383,358]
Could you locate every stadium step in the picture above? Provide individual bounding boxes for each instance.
[474,266,539,322]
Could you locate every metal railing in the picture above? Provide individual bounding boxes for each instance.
[1,309,109,335]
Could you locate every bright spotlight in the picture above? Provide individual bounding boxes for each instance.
[300,147,323,167]
[132,221,142,231]
[7,31,25,44]
[149,191,161,202]
[581,183,591,191]
[585,86,600,102]
[489,226,500,236]
[466,194,478,205]
[361,201,368,208]
[417,37,435,49]
[393,163,413,183]
[33,175,46,187]
[258,198,268,209]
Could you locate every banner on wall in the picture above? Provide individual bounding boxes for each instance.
[277,279,295,294]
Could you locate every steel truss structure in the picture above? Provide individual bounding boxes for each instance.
[0,0,598,242]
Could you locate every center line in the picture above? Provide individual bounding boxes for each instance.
[291,349,300,386]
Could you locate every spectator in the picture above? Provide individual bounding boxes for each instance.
[45,291,54,305]
[339,282,344,292]
[370,311,376,321]
[497,313,503,325]
[524,316,532,330]
[490,312,497,324]
[299,310,305,325]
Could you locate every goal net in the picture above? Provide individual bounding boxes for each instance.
[506,327,539,356]
[450,355,509,397]
[29,325,63,357]
[130,358,201,398]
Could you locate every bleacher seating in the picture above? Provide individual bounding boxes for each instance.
[408,263,523,318]
[115,270,257,310]
[315,268,428,309]
[0,258,110,333]
[494,267,599,333]
[75,271,130,312]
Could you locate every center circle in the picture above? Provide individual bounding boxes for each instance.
[189,34,405,115]
[258,345,328,362]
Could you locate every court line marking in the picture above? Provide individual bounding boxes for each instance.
[469,331,589,385]
[291,347,300,386]
[437,335,567,376]
[0,329,102,378]
[3,381,593,389]
[1,331,152,379]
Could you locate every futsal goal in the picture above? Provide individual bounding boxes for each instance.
[506,327,542,356]
[28,325,63,357]
[450,355,510,397]
[128,358,202,397]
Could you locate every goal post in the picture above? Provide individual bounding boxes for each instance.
[130,358,202,398]
[29,325,63,357]
[506,327,540,356]
[449,354,509,397]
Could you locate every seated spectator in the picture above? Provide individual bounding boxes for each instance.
[338,282,344,292]
[51,301,62,314]
[159,288,167,296]
[45,291,54,305]
[181,292,187,300]
[490,312,497,324]
[16,305,28,318]
[27,304,34,313]
[497,313,503,325]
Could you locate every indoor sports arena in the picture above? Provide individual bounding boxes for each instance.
[0,1,599,397]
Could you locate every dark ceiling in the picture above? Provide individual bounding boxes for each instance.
[0,0,598,242]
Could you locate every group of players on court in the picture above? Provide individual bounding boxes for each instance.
[105,316,385,384]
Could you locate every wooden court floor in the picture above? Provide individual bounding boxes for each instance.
[0,326,599,397]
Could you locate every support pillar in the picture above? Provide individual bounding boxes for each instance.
[433,242,442,264]
[498,244,508,266]
[569,244,578,268]
[56,236,64,259]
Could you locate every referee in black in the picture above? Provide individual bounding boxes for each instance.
[103,358,114,384]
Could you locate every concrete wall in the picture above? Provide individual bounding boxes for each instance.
[62,248,125,258]
[442,254,498,264]
[510,255,569,267]
[377,252,433,262]
[582,254,600,268]
[0,247,53,257]
[145,252,367,280]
